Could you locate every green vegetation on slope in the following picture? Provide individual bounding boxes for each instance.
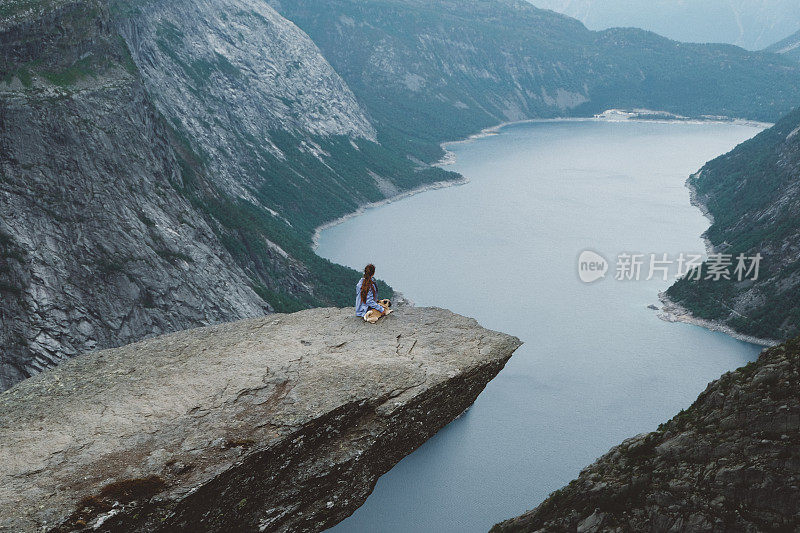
[163,120,406,311]
[667,108,800,340]
[111,0,463,311]
[0,1,132,92]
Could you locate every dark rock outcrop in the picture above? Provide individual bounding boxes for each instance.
[493,337,800,532]
[0,306,521,532]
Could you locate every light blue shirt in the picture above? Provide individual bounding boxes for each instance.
[355,278,384,317]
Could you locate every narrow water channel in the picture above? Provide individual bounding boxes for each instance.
[317,119,764,532]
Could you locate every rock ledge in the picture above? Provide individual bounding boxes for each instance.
[0,306,520,532]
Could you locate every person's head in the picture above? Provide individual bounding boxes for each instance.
[361,264,376,303]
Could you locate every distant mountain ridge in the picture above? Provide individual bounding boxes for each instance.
[274,0,800,147]
[530,0,800,51]
[766,29,800,62]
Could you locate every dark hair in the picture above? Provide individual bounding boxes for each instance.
[360,264,376,304]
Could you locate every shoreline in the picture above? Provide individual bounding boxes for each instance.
[314,109,770,247]
[657,292,779,348]
[654,150,781,348]
[685,173,718,255]
[436,112,770,166]
[438,111,771,152]
[311,175,469,250]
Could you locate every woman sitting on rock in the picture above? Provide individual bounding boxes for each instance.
[355,264,386,320]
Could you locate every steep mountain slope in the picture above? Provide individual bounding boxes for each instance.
[114,0,444,305]
[531,0,800,51]
[0,2,270,390]
[0,0,439,390]
[118,0,375,200]
[493,336,800,532]
[766,29,800,62]
[275,0,800,149]
[666,108,800,341]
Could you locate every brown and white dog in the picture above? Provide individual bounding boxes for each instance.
[363,299,392,324]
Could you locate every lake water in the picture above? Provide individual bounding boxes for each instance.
[317,119,764,532]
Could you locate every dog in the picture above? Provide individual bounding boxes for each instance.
[363,299,392,324]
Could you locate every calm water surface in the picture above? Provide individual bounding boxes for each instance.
[317,120,764,532]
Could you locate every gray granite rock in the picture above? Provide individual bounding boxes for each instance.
[0,3,271,391]
[0,306,521,532]
[0,0,394,392]
[118,0,377,199]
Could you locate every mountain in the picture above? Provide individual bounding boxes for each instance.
[530,0,800,51]
[273,0,800,146]
[3,0,800,391]
[665,108,800,341]
[0,0,428,390]
[766,29,800,62]
[493,335,800,532]
[0,0,264,389]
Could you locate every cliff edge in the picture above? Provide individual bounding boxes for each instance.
[0,306,521,532]
[493,337,800,532]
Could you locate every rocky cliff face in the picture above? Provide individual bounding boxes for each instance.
[666,108,800,341]
[0,0,456,391]
[0,306,521,532]
[0,1,270,390]
[493,336,800,532]
[113,0,452,272]
[118,0,376,199]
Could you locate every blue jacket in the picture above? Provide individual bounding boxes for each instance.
[355,278,384,317]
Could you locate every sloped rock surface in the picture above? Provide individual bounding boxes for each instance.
[0,306,521,532]
[119,0,376,198]
[493,337,800,533]
[0,0,445,392]
[0,1,270,391]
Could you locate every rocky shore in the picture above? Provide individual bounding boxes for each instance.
[655,170,783,347]
[493,336,800,532]
[0,306,520,532]
[663,110,800,341]
[311,176,469,250]
[658,292,779,347]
